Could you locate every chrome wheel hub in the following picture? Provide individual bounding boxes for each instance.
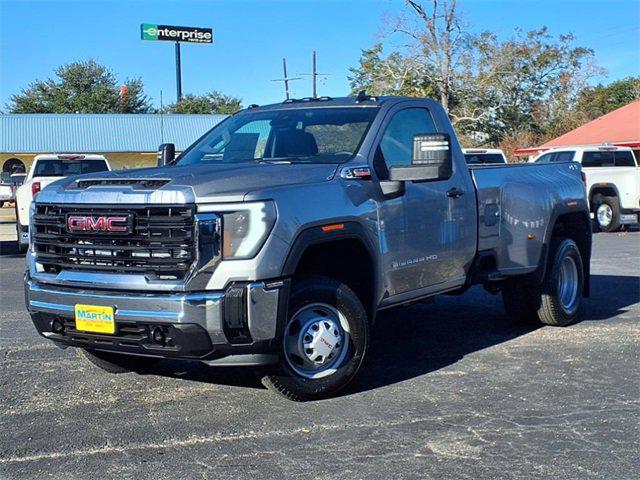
[558,255,579,312]
[596,204,612,227]
[283,303,350,379]
[302,319,341,363]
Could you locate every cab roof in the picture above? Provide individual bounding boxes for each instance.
[244,95,418,112]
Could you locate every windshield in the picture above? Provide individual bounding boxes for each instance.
[465,153,505,164]
[176,107,379,166]
[34,159,109,177]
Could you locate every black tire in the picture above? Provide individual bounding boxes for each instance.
[593,195,621,232]
[15,211,28,254]
[535,238,584,326]
[502,238,584,327]
[77,348,160,374]
[261,275,369,401]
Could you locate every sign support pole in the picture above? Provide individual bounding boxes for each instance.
[175,42,182,102]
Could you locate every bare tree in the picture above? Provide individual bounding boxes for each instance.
[349,2,607,147]
[348,43,437,97]
[393,0,471,113]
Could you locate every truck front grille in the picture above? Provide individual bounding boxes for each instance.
[33,204,196,280]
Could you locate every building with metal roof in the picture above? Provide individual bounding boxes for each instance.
[0,113,227,172]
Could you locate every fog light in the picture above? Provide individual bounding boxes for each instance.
[51,319,65,335]
[151,326,166,345]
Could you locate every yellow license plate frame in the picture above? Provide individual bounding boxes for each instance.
[74,304,115,334]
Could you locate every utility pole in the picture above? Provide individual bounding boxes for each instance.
[271,58,301,100]
[300,51,330,98]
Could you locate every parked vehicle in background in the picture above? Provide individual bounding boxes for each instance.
[15,154,111,252]
[5,173,27,205]
[532,145,640,232]
[463,148,508,164]
[0,182,12,207]
[25,96,591,401]
[10,172,27,188]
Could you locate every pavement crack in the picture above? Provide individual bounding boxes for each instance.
[0,417,432,465]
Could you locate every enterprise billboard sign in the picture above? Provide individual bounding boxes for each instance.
[141,24,213,44]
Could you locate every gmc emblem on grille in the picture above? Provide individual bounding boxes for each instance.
[66,215,131,234]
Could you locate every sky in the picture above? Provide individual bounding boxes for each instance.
[1,0,639,109]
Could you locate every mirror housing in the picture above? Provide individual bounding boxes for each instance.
[157,143,176,167]
[388,133,452,182]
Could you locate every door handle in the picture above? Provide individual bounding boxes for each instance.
[446,187,465,198]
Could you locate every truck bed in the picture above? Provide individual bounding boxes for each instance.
[469,161,587,275]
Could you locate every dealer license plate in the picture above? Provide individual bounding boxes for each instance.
[74,304,115,334]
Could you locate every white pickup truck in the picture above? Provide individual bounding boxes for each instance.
[15,154,111,252]
[0,183,12,207]
[531,145,640,232]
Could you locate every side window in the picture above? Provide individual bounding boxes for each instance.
[614,151,636,167]
[582,151,614,167]
[378,108,437,171]
[554,151,575,162]
[535,152,556,163]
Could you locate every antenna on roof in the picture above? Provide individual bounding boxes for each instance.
[355,90,375,103]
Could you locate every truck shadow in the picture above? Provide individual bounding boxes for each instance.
[151,273,639,395]
[347,273,639,395]
[149,361,264,390]
[0,240,21,257]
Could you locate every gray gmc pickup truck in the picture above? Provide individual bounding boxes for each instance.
[25,95,591,400]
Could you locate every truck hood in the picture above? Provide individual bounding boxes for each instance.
[37,162,339,204]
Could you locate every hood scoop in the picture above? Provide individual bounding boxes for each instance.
[76,178,171,189]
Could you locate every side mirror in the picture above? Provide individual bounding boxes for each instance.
[389,133,452,182]
[157,143,176,167]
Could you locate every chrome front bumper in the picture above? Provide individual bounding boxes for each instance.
[25,278,287,363]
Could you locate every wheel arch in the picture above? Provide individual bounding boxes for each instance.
[589,183,620,209]
[281,221,379,322]
[535,208,592,297]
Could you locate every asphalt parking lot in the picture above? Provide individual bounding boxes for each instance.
[0,205,638,480]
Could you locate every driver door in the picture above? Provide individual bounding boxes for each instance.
[375,106,474,299]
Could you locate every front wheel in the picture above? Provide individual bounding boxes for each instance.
[261,276,369,401]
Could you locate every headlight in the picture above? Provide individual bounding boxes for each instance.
[202,202,276,259]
